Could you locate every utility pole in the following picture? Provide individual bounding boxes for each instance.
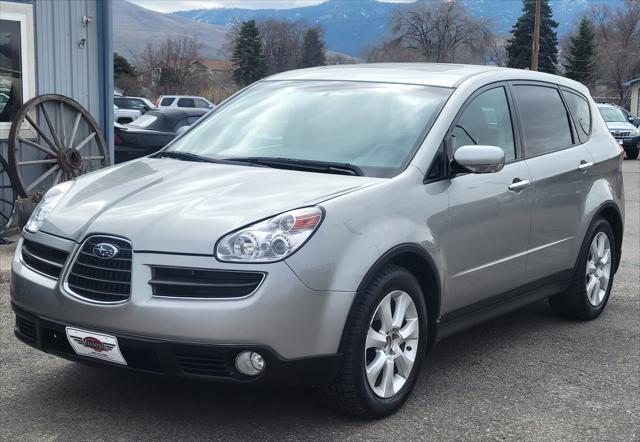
[531,0,541,70]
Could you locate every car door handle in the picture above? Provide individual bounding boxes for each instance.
[508,178,530,192]
[578,160,594,171]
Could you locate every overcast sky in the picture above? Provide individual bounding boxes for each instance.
[129,0,414,13]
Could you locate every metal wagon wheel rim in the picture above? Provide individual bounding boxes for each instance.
[0,156,17,235]
[7,94,108,198]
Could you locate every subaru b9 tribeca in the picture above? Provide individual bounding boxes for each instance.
[11,64,624,418]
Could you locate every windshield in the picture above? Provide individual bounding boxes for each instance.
[599,107,627,123]
[167,80,451,177]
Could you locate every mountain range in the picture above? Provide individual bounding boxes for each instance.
[174,0,620,56]
[113,0,229,61]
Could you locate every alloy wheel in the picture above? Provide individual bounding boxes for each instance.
[365,290,419,398]
[585,232,611,307]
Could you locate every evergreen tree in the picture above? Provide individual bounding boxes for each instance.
[232,20,268,87]
[506,0,559,73]
[564,17,596,85]
[301,27,326,68]
[113,53,135,80]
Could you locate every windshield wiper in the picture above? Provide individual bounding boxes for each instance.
[154,151,244,165]
[224,157,364,176]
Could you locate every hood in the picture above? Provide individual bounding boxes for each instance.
[42,157,382,255]
[604,121,637,132]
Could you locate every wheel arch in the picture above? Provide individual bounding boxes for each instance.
[593,202,624,273]
[341,243,442,354]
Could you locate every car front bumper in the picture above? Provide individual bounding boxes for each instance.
[12,303,341,385]
[615,135,640,148]
[10,231,355,382]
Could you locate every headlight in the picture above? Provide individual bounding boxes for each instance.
[633,128,640,137]
[25,181,74,233]
[216,207,323,262]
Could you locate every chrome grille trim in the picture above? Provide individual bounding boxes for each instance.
[63,235,133,304]
[149,266,266,300]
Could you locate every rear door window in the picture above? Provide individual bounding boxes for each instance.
[512,85,574,156]
[177,98,196,108]
[160,97,174,106]
[561,90,591,143]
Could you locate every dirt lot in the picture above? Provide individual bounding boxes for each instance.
[1,161,638,441]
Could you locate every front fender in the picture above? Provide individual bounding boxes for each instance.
[286,167,448,293]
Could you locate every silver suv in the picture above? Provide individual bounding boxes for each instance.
[11,64,624,418]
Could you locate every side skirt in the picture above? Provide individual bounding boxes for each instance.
[435,270,572,342]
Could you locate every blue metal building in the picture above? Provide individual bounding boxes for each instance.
[1,0,113,161]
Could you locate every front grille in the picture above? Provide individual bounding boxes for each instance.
[67,236,132,303]
[611,131,630,138]
[21,239,69,278]
[149,266,264,299]
[15,315,36,341]
[176,353,232,377]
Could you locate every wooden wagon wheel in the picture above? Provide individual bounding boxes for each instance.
[0,155,17,235]
[8,94,109,198]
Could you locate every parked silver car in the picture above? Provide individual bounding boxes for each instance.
[11,64,624,418]
[597,103,640,159]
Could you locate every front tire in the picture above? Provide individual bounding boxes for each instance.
[549,218,616,320]
[318,265,428,418]
[625,145,639,160]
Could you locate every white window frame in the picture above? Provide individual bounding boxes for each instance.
[0,1,36,139]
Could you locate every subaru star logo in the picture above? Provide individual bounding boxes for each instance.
[93,243,119,259]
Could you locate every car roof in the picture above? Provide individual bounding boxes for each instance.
[160,95,205,99]
[266,63,588,92]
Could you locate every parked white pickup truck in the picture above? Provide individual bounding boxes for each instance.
[114,105,142,124]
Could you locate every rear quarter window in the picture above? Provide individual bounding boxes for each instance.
[562,90,592,143]
[512,85,574,156]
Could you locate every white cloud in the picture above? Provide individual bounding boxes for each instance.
[129,0,414,13]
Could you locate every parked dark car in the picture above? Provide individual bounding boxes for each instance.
[114,108,208,163]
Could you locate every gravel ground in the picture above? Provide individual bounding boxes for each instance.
[1,161,638,441]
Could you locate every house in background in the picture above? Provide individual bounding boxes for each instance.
[623,78,640,117]
[191,59,234,84]
[0,0,113,161]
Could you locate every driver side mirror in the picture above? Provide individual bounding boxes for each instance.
[453,145,505,174]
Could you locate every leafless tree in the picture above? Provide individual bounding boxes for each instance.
[389,1,489,63]
[485,34,508,67]
[258,19,308,74]
[589,0,640,106]
[363,1,499,65]
[137,36,204,95]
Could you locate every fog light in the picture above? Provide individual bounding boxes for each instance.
[235,351,265,376]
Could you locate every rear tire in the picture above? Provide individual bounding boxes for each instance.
[318,265,428,418]
[549,218,616,320]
